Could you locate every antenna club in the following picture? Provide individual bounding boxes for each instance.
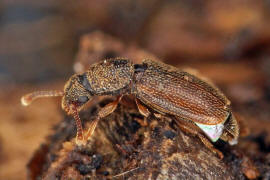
[21,95,32,106]
[20,90,64,107]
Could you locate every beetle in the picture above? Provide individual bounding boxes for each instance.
[21,58,239,158]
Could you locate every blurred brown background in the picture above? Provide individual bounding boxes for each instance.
[0,0,270,179]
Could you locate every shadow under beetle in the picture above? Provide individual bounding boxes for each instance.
[21,58,239,159]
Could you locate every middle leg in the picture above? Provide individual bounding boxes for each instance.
[135,98,150,126]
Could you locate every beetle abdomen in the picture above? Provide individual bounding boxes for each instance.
[135,59,230,125]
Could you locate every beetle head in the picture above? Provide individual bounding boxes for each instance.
[62,74,93,115]
[21,74,93,145]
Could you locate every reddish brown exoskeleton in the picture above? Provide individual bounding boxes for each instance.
[21,58,239,158]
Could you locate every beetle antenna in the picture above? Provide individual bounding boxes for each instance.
[21,90,64,106]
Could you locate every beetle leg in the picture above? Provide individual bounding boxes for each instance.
[198,134,224,159]
[176,122,224,159]
[85,95,122,140]
[70,105,85,146]
[135,98,150,126]
[84,118,99,141]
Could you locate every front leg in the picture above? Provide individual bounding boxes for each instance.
[71,104,85,145]
[84,95,122,141]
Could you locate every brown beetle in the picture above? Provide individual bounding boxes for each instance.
[21,58,239,158]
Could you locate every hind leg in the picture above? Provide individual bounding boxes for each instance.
[176,122,224,159]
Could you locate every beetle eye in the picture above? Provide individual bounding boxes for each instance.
[77,96,89,104]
